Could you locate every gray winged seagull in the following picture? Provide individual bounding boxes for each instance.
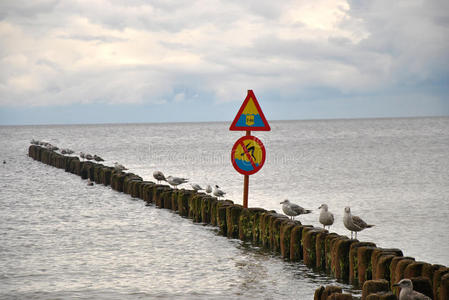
[393,279,431,300]
[343,206,374,239]
[205,184,212,194]
[280,199,312,220]
[114,162,128,172]
[153,171,166,183]
[213,185,226,199]
[190,183,203,191]
[166,176,188,189]
[318,204,334,230]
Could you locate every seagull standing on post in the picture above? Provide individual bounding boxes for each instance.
[343,207,374,239]
[166,176,188,189]
[213,185,226,199]
[280,199,312,220]
[318,204,334,230]
[153,171,166,184]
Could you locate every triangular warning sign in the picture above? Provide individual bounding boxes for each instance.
[229,90,271,131]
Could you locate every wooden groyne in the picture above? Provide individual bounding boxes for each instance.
[28,145,449,300]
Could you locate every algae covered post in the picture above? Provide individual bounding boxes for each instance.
[229,90,270,208]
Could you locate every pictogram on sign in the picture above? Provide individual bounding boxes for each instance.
[231,135,266,176]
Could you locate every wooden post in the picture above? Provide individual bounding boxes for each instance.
[243,130,251,208]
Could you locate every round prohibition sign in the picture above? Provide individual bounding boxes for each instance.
[231,135,266,176]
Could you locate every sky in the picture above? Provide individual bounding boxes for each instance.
[0,0,448,125]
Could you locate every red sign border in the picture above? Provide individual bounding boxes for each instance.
[231,135,266,176]
[229,90,271,131]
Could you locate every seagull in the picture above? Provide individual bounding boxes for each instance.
[65,149,74,155]
[93,155,104,162]
[153,171,166,183]
[190,183,203,191]
[166,176,188,189]
[30,139,39,145]
[205,184,212,194]
[318,204,334,230]
[114,162,128,172]
[393,279,431,300]
[79,152,85,161]
[343,207,374,239]
[280,199,312,220]
[213,185,226,199]
[85,154,93,161]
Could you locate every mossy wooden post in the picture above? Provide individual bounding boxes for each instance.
[290,225,307,261]
[280,221,296,259]
[171,189,180,211]
[331,237,356,281]
[302,227,321,268]
[271,216,288,253]
[375,254,396,281]
[209,197,219,226]
[259,212,274,248]
[357,246,378,286]
[439,273,449,300]
[432,267,449,300]
[404,261,430,279]
[349,242,376,286]
[177,190,193,217]
[154,185,171,208]
[361,279,390,300]
[102,167,113,186]
[371,248,403,280]
[251,208,266,245]
[239,208,251,242]
[194,194,203,222]
[201,195,213,224]
[217,200,233,236]
[226,204,243,238]
[324,233,341,274]
[315,230,329,270]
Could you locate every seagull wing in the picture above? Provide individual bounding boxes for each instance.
[290,203,308,214]
[411,290,432,300]
[352,215,373,229]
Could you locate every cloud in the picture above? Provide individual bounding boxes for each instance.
[0,0,448,121]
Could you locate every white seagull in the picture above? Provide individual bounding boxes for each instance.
[393,279,431,300]
[205,184,212,194]
[153,171,166,183]
[166,176,188,189]
[318,204,334,230]
[213,185,226,199]
[114,162,128,172]
[343,207,374,239]
[280,199,312,220]
[190,183,203,191]
[79,152,85,161]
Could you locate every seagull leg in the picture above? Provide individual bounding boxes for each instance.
[355,232,357,239]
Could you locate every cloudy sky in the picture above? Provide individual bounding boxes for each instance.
[1,0,448,125]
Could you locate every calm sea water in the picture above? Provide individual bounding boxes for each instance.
[1,117,448,299]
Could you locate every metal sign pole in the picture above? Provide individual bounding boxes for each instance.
[243,130,250,208]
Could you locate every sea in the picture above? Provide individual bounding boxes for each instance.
[1,117,448,299]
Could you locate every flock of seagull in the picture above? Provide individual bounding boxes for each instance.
[31,139,128,172]
[32,139,373,239]
[152,170,226,199]
[280,199,374,239]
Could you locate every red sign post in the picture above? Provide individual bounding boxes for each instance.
[230,90,270,208]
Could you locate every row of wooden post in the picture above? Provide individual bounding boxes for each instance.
[28,145,449,300]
